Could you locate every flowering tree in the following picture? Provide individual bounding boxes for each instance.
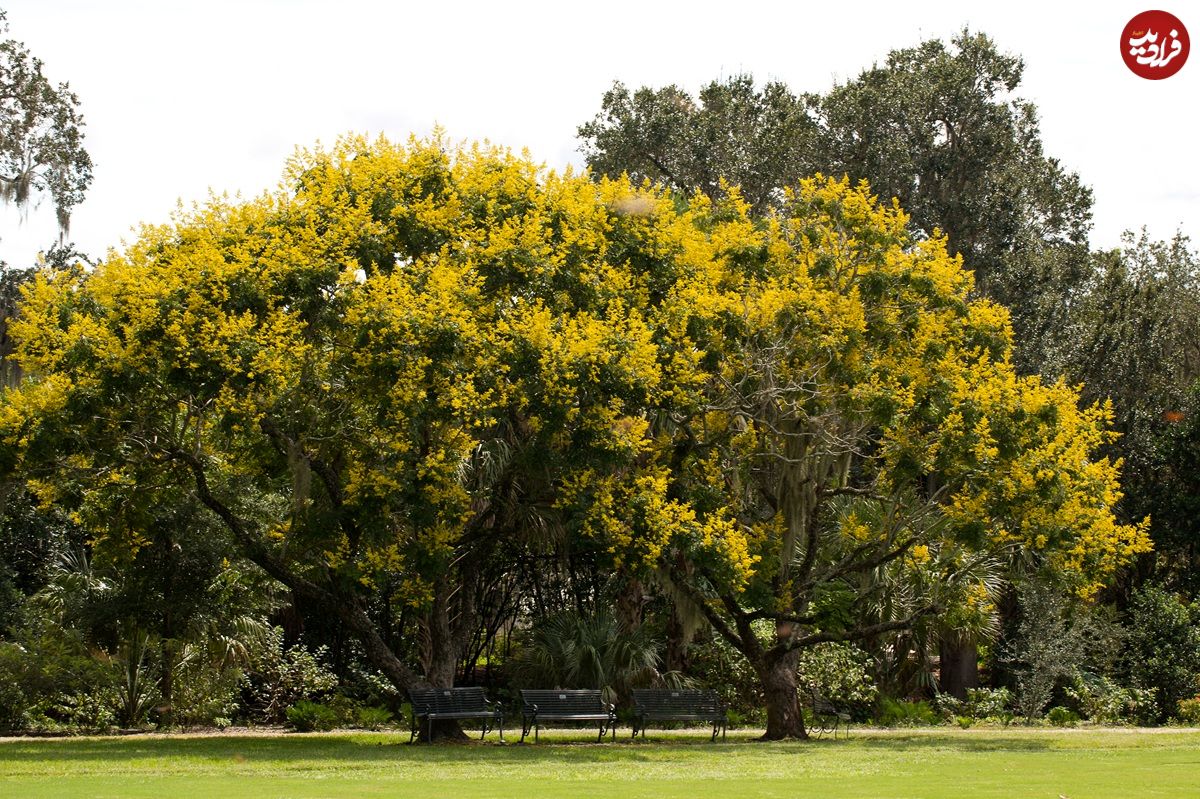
[1,136,1147,739]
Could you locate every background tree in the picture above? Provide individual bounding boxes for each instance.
[578,30,1092,377]
[578,75,816,216]
[0,8,92,242]
[1063,233,1200,590]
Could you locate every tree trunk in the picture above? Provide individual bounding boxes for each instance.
[760,648,808,740]
[664,607,691,674]
[938,638,979,700]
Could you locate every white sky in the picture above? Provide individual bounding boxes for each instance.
[1,0,1197,266]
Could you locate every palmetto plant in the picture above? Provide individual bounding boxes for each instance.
[510,610,669,703]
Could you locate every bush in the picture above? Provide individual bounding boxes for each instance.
[355,705,394,730]
[0,622,121,733]
[797,642,878,721]
[1125,585,1200,724]
[285,700,339,732]
[1065,675,1155,725]
[1176,697,1200,724]
[688,629,763,724]
[876,698,939,726]
[1047,706,1079,727]
[244,627,337,723]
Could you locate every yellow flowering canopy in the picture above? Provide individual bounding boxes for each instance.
[0,136,1147,694]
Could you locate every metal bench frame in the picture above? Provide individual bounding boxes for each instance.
[630,689,728,741]
[809,688,850,739]
[409,687,504,743]
[519,689,617,743]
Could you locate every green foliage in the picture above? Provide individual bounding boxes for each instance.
[1007,582,1105,721]
[170,646,244,728]
[1065,675,1155,725]
[284,699,339,732]
[936,687,1015,725]
[1124,585,1200,723]
[0,619,119,732]
[1047,706,1079,727]
[244,627,337,724]
[354,705,394,730]
[796,642,878,720]
[510,610,665,702]
[685,630,763,722]
[578,75,816,215]
[875,698,939,727]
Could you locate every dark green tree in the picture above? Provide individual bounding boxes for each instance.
[1064,233,1200,586]
[578,75,817,215]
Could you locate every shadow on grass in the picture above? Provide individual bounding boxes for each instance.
[0,729,1063,766]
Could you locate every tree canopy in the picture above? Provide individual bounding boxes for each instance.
[0,134,1149,737]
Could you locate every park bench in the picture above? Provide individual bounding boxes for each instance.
[408,687,504,743]
[808,689,851,739]
[519,689,617,742]
[630,689,727,741]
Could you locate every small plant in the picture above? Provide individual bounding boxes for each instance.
[285,700,339,732]
[956,715,973,729]
[1047,706,1079,727]
[1175,697,1200,724]
[876,698,939,727]
[355,705,393,730]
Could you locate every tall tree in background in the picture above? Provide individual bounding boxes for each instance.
[578,30,1092,376]
[578,75,816,216]
[1066,233,1200,590]
[0,8,92,241]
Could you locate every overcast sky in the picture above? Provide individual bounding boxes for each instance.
[1,0,1196,266]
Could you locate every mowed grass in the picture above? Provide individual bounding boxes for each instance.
[2,727,1199,798]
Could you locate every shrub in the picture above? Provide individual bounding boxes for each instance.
[509,610,664,703]
[1125,585,1200,724]
[244,627,337,723]
[797,642,878,721]
[1065,675,1155,725]
[876,698,939,726]
[355,705,394,730]
[285,700,339,732]
[965,687,1014,721]
[1047,706,1079,727]
[1176,697,1200,724]
[688,628,763,723]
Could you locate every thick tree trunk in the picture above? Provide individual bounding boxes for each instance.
[938,639,979,700]
[760,648,808,740]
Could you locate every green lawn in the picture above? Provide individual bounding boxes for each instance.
[2,727,1198,798]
